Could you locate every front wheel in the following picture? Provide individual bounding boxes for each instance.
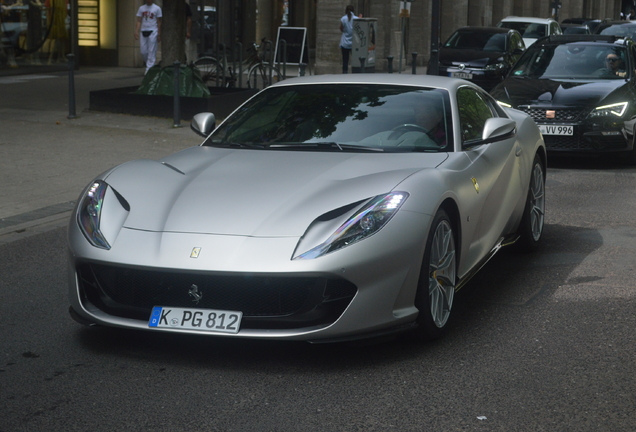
[414,208,457,341]
[247,64,282,90]
[516,154,546,252]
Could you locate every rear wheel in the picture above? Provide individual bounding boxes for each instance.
[414,209,457,341]
[193,56,222,86]
[517,154,546,252]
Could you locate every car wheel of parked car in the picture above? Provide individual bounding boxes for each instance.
[516,154,545,252]
[414,208,457,341]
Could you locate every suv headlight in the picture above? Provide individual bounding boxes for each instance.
[587,102,628,119]
[293,192,409,260]
[484,62,506,71]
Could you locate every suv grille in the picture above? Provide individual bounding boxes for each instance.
[519,106,588,123]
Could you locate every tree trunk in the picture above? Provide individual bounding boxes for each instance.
[161,0,186,66]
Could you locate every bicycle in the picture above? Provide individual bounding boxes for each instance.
[192,50,237,88]
[245,40,283,90]
[193,39,283,90]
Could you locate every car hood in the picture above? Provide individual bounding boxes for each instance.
[103,146,448,237]
[439,48,503,67]
[491,77,627,107]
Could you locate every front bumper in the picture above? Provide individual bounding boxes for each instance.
[520,106,634,154]
[537,123,631,153]
[68,210,429,342]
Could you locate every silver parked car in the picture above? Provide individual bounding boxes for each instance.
[68,74,546,343]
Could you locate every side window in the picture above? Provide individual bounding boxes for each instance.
[511,32,523,51]
[457,87,496,145]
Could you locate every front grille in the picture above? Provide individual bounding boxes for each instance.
[519,106,588,123]
[78,263,357,330]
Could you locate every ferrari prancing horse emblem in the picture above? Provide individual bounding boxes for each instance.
[190,247,201,258]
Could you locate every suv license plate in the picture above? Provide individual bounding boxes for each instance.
[149,306,242,334]
[539,125,573,136]
[450,72,473,79]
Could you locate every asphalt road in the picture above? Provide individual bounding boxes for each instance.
[1,157,635,432]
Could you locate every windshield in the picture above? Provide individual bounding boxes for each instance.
[445,30,507,52]
[509,43,629,79]
[205,84,453,153]
[501,22,547,39]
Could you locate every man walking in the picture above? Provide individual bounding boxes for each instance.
[134,0,162,73]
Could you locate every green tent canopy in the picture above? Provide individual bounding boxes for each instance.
[135,64,211,97]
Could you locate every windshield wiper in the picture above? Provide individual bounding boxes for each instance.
[212,141,265,149]
[269,142,384,152]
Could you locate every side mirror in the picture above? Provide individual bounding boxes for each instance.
[481,117,516,142]
[190,112,216,137]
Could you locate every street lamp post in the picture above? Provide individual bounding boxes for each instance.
[428,0,440,75]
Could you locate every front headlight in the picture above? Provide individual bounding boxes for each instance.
[587,102,628,119]
[484,62,506,71]
[78,180,110,249]
[293,192,409,260]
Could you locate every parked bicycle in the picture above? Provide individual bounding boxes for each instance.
[193,39,284,90]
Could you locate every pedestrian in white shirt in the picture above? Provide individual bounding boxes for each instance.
[134,0,162,73]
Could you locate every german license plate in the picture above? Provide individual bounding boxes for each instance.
[450,72,473,79]
[148,306,242,334]
[539,125,574,135]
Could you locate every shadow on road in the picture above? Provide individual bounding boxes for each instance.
[73,224,602,371]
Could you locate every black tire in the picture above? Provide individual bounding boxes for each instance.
[413,208,457,341]
[517,154,546,252]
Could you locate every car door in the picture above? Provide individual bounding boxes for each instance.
[455,86,524,272]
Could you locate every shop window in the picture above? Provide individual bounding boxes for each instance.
[78,0,98,46]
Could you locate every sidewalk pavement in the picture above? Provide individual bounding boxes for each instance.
[0,66,202,244]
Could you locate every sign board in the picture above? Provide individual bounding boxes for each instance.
[399,1,412,18]
[274,27,308,65]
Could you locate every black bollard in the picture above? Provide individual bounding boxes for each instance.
[411,52,418,75]
[299,63,307,76]
[66,54,76,119]
[387,56,394,74]
[359,57,366,73]
[173,61,181,128]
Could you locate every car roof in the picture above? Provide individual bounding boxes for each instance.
[267,74,477,93]
[543,34,630,45]
[499,16,557,24]
[453,26,512,34]
[595,21,636,31]
[561,17,597,24]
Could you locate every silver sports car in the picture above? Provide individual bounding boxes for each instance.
[68,74,546,342]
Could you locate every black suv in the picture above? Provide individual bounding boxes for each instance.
[428,26,525,91]
[490,35,636,163]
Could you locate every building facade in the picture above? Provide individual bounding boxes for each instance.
[0,0,624,73]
